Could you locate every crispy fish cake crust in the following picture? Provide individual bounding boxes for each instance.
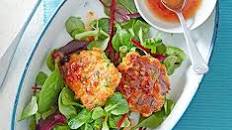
[62,48,121,109]
[117,52,170,117]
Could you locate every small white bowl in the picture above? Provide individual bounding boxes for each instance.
[134,0,217,33]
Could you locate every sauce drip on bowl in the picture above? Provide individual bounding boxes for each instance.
[146,0,201,22]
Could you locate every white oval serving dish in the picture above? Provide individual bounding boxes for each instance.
[0,0,219,130]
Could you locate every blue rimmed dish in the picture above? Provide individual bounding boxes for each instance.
[0,0,219,130]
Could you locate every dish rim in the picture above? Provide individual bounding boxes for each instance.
[10,0,219,130]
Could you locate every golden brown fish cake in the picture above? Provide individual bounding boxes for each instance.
[62,48,121,109]
[117,52,170,117]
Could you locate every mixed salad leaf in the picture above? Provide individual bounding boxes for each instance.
[20,96,38,121]
[65,16,85,39]
[100,0,140,22]
[35,72,48,86]
[36,113,67,130]
[64,12,185,75]
[66,92,130,130]
[68,109,92,129]
[38,65,63,113]
[104,92,129,115]
[133,99,175,129]
[19,0,187,130]
[58,87,78,119]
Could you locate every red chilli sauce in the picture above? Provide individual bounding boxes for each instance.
[146,0,202,22]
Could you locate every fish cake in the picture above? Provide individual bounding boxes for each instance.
[117,52,170,117]
[62,48,121,109]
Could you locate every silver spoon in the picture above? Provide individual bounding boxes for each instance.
[161,0,209,74]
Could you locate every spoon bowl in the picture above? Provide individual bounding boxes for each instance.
[134,0,217,33]
[161,0,186,12]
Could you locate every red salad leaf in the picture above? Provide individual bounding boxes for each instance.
[153,54,166,62]
[116,114,128,128]
[99,0,141,22]
[36,113,66,130]
[126,12,141,19]
[52,40,88,64]
[105,0,121,65]
[56,40,88,56]
[108,0,116,37]
[131,39,150,53]
[100,0,141,64]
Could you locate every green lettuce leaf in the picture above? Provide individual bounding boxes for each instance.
[87,30,110,51]
[46,51,55,71]
[38,65,63,113]
[112,24,134,52]
[81,123,94,130]
[20,96,38,120]
[53,125,70,130]
[164,46,186,75]
[108,115,130,128]
[104,92,129,115]
[29,116,36,130]
[35,72,48,86]
[92,107,106,120]
[112,19,150,58]
[68,109,92,129]
[65,16,85,38]
[90,18,109,33]
[134,99,175,129]
[134,111,165,129]
[58,87,78,119]
[102,116,109,130]
[117,0,137,13]
[92,118,103,129]
[164,55,178,75]
[41,107,57,120]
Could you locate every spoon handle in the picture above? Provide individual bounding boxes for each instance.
[177,12,209,74]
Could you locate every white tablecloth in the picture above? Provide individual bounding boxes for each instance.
[0,0,38,58]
